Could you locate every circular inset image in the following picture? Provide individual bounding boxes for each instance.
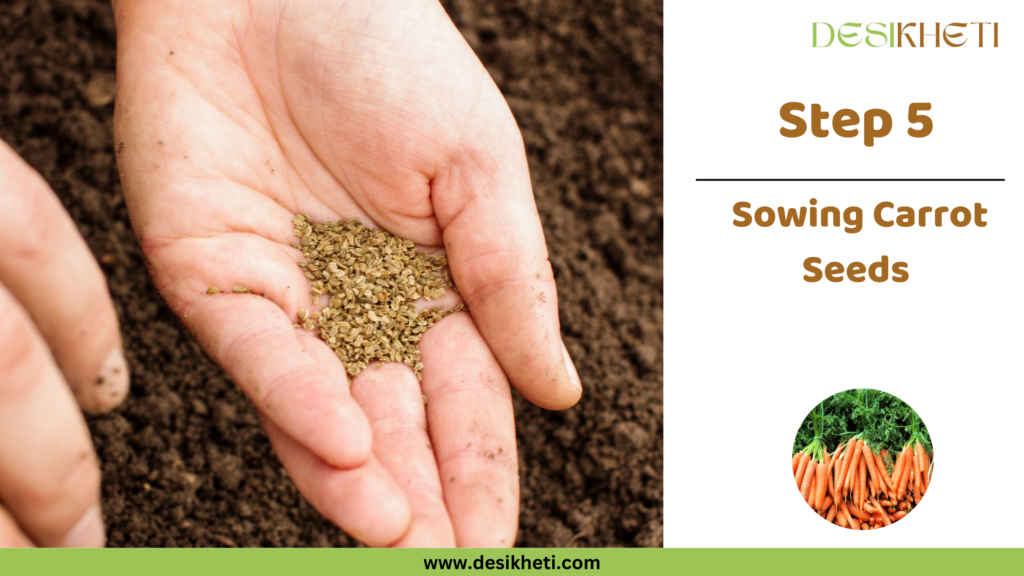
[792,389,933,529]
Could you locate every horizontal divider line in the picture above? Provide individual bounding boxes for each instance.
[696,178,1004,182]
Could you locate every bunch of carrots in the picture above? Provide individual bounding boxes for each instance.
[793,434,933,529]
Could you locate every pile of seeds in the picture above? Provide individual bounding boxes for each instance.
[292,214,462,381]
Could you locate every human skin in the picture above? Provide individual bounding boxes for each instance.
[0,139,130,548]
[111,0,581,547]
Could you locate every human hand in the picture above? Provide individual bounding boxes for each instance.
[111,0,581,547]
[0,139,129,547]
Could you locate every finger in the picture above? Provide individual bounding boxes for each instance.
[350,362,456,547]
[0,504,34,548]
[260,415,411,547]
[0,282,105,547]
[419,311,519,547]
[147,229,373,469]
[430,113,581,411]
[422,4,580,410]
[0,140,128,414]
[182,292,372,470]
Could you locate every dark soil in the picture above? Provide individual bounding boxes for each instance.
[0,0,662,547]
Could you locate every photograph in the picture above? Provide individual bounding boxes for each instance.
[0,0,662,548]
[792,390,933,530]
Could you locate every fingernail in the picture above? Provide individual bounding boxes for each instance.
[61,505,105,548]
[97,347,129,410]
[561,341,581,392]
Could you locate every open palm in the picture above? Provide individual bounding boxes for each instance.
[112,0,580,547]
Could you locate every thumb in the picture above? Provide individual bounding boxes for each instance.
[432,117,581,410]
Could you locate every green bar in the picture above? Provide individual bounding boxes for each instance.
[1,549,1022,575]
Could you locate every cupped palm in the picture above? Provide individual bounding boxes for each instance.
[112,0,579,547]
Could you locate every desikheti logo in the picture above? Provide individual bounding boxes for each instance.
[813,22,998,47]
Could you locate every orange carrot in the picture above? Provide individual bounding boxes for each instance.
[852,463,860,507]
[837,508,849,528]
[837,440,856,496]
[828,444,844,499]
[891,449,907,495]
[825,504,837,523]
[917,445,927,494]
[845,439,863,494]
[843,457,856,498]
[848,504,871,522]
[870,496,892,526]
[840,502,853,524]
[827,446,841,485]
[800,460,817,502]
[873,451,895,494]
[896,447,912,500]
[851,440,865,492]
[915,442,929,495]
[910,467,919,503]
[893,510,908,520]
[858,458,867,508]
[807,468,818,506]
[793,452,803,475]
[861,442,881,488]
[917,440,925,491]
[795,452,811,487]
[814,456,828,511]
[822,450,833,500]
[912,458,921,498]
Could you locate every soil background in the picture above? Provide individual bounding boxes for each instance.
[0,0,662,547]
